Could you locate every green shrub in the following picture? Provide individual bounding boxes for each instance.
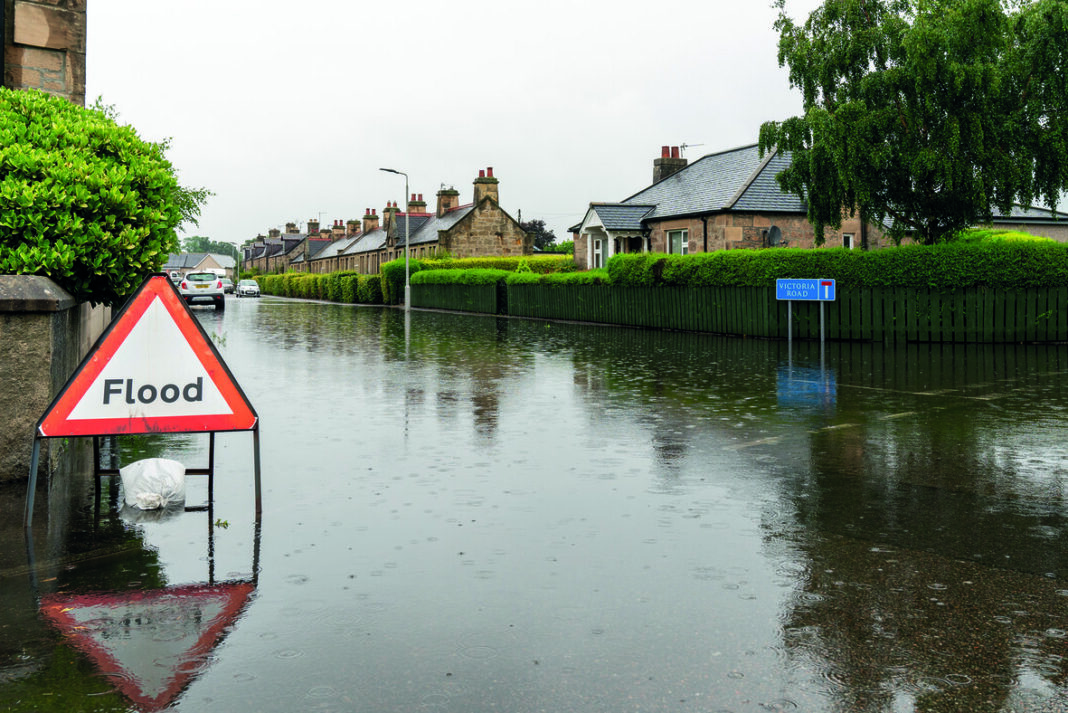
[339,274,358,303]
[410,268,512,285]
[0,89,209,305]
[380,258,423,304]
[418,255,571,274]
[357,274,383,304]
[505,269,608,285]
[606,243,1068,290]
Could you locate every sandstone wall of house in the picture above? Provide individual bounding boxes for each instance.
[444,202,531,259]
[3,0,86,104]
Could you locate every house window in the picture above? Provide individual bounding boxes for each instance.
[593,239,604,268]
[668,229,688,255]
[843,233,855,249]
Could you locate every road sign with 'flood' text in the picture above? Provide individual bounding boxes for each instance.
[37,274,257,437]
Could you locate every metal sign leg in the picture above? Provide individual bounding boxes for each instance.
[24,438,42,529]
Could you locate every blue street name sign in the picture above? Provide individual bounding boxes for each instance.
[776,278,836,301]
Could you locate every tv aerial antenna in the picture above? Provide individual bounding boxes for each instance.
[679,143,704,157]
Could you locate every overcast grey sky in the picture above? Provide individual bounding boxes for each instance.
[85,0,825,247]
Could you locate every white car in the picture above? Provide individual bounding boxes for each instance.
[179,272,225,310]
[236,279,261,297]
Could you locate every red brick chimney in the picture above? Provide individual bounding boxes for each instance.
[362,208,379,234]
[653,146,687,183]
[473,166,499,204]
[408,192,427,215]
[436,186,460,217]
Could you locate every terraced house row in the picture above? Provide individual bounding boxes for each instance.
[241,168,532,275]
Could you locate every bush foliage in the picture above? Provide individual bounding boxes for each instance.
[0,89,208,304]
[606,243,1068,291]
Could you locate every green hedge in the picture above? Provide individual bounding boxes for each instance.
[256,271,383,304]
[380,258,422,304]
[418,255,573,274]
[505,269,610,285]
[607,243,1068,291]
[411,268,512,285]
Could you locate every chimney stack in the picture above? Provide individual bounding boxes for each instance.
[285,222,298,233]
[362,208,379,235]
[307,218,320,235]
[268,228,281,239]
[346,218,360,236]
[473,166,499,205]
[409,192,427,214]
[436,186,460,217]
[654,146,688,183]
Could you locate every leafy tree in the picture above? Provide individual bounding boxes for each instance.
[520,219,558,251]
[0,89,209,304]
[181,235,239,262]
[542,239,574,254]
[758,0,1068,245]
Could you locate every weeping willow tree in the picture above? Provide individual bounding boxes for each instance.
[759,0,1068,245]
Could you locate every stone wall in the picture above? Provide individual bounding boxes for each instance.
[443,200,532,259]
[0,276,109,483]
[2,0,86,105]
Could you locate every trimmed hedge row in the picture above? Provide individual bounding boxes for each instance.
[417,255,575,274]
[380,255,576,304]
[607,243,1068,290]
[256,271,383,304]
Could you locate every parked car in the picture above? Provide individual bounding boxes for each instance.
[221,278,234,294]
[168,270,181,283]
[179,272,225,310]
[236,279,261,297]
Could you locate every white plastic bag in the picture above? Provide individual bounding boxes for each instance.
[119,458,186,510]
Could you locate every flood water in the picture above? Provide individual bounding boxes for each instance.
[5,296,1068,712]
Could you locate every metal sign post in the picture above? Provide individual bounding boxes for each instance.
[25,274,261,528]
[776,279,837,343]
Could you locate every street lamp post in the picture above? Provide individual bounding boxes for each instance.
[379,167,410,311]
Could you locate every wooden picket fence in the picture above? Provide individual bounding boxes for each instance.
[410,283,1068,343]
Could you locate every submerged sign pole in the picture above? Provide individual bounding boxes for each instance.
[26,274,260,527]
[776,279,837,344]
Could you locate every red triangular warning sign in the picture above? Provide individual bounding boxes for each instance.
[38,274,257,437]
[41,582,255,711]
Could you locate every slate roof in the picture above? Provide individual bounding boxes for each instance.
[402,207,475,246]
[393,215,433,246]
[163,252,238,270]
[313,235,363,260]
[590,204,655,232]
[621,144,801,219]
[991,204,1068,221]
[344,229,389,255]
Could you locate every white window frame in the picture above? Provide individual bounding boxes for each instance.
[843,233,855,249]
[667,229,688,255]
[593,238,604,269]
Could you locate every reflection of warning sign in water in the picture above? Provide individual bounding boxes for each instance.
[40,582,254,711]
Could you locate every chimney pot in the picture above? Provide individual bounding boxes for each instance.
[671,146,680,159]
[411,193,416,202]
[661,146,670,158]
[479,169,485,178]
[487,167,494,178]
[418,193,423,201]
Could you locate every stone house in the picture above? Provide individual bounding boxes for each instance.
[163,253,236,280]
[572,144,887,270]
[573,144,1068,270]
[302,167,532,275]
